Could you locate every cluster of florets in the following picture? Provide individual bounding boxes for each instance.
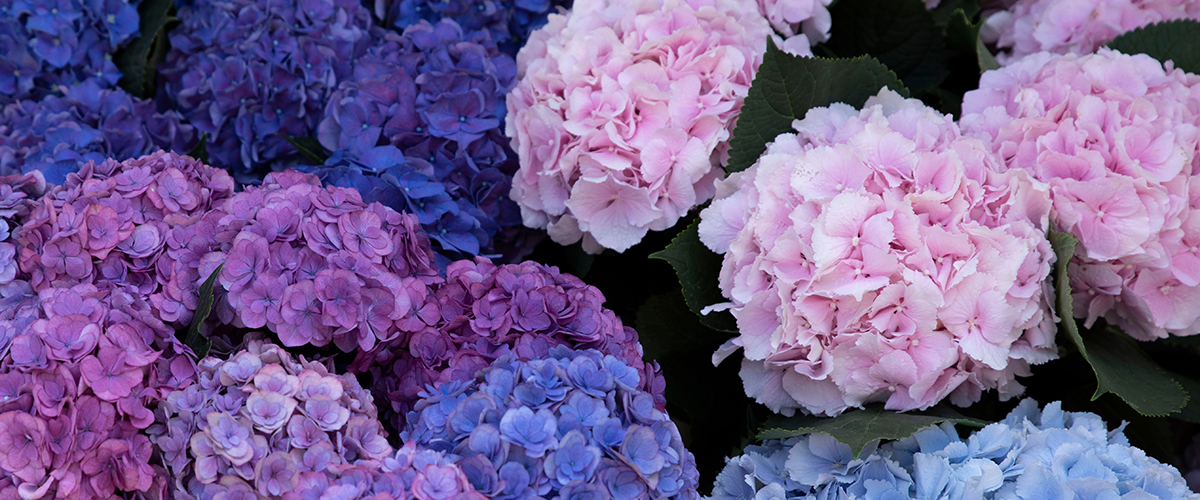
[0,81,198,184]
[712,399,1199,500]
[756,0,832,43]
[0,282,197,500]
[149,339,395,500]
[377,0,570,54]
[0,0,140,104]
[350,256,664,432]
[14,150,235,327]
[982,0,1200,65]
[401,347,699,500]
[160,0,374,178]
[699,89,1058,416]
[0,173,42,321]
[506,0,813,253]
[308,20,529,265]
[962,49,1200,340]
[201,170,440,352]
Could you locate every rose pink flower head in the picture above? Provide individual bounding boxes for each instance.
[961,49,1200,340]
[699,89,1059,416]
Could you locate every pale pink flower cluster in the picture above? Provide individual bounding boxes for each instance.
[506,0,813,253]
[982,0,1200,65]
[756,0,832,43]
[699,89,1058,416]
[961,49,1200,340]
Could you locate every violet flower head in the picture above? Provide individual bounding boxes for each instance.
[377,0,571,55]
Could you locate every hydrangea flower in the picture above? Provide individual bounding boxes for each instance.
[304,20,533,266]
[160,0,373,178]
[0,281,197,500]
[0,0,140,104]
[981,0,1200,65]
[506,0,813,253]
[374,0,570,55]
[401,347,699,500]
[349,256,665,433]
[712,399,1199,500]
[961,49,1200,340]
[756,0,832,43]
[698,89,1058,416]
[0,81,197,184]
[0,172,43,337]
[149,338,396,500]
[14,150,235,326]
[195,170,440,352]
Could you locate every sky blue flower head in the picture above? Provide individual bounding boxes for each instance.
[712,400,1199,500]
[401,347,699,500]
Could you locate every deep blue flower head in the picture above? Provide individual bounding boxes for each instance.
[401,347,699,499]
[712,400,1199,500]
[0,80,196,184]
[376,0,571,55]
[0,0,138,105]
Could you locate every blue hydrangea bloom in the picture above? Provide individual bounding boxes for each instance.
[0,0,139,105]
[712,400,1200,500]
[0,80,195,184]
[374,0,571,55]
[402,347,700,500]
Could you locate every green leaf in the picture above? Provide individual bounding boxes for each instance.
[1049,231,1188,417]
[185,133,209,164]
[726,41,908,174]
[821,0,948,91]
[946,8,999,72]
[757,404,988,458]
[649,219,737,332]
[1173,372,1200,424]
[928,0,979,26]
[636,291,731,361]
[184,264,223,359]
[281,135,330,165]
[113,0,177,98]
[1106,19,1200,74]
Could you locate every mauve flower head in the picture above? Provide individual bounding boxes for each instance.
[0,0,140,105]
[961,49,1200,340]
[713,399,1199,500]
[401,347,698,500]
[982,0,1200,65]
[349,256,664,433]
[149,338,393,500]
[699,88,1059,416]
[0,281,196,500]
[159,0,373,179]
[0,173,43,341]
[0,80,198,184]
[507,0,814,253]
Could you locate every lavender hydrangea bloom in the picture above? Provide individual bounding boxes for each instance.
[713,399,1200,500]
[0,0,139,105]
[159,0,373,179]
[349,256,665,434]
[373,0,571,55]
[402,347,700,500]
[0,81,197,184]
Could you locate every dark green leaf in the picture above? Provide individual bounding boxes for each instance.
[1049,231,1188,417]
[649,220,737,332]
[185,133,209,164]
[636,291,731,361]
[946,8,999,72]
[1173,372,1200,424]
[281,135,330,165]
[1106,19,1200,74]
[184,264,223,359]
[822,0,948,91]
[928,0,979,26]
[757,404,988,458]
[113,0,177,98]
[726,41,908,174]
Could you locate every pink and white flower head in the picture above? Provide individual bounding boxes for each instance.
[961,49,1200,340]
[982,0,1200,65]
[698,89,1058,416]
[757,0,833,43]
[506,0,813,253]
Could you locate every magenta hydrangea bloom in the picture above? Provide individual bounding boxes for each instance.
[0,281,196,500]
[506,0,813,253]
[961,49,1200,340]
[699,89,1059,416]
[149,339,395,500]
[349,256,665,434]
[982,0,1200,65]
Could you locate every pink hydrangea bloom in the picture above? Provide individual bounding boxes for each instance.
[506,0,813,253]
[982,0,1200,65]
[699,89,1058,416]
[756,0,832,42]
[961,49,1200,340]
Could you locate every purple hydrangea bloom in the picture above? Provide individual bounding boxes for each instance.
[0,81,198,184]
[372,0,571,55]
[401,347,700,500]
[159,0,374,179]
